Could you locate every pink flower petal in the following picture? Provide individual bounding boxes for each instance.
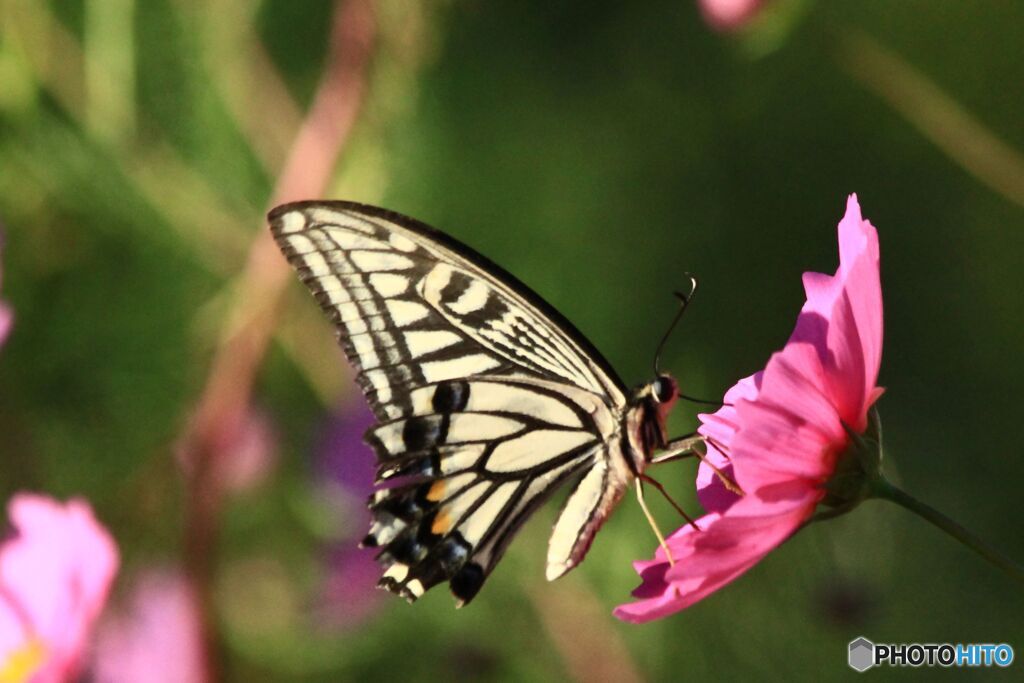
[694,444,738,515]
[91,571,205,683]
[791,195,883,431]
[696,375,759,514]
[614,492,814,623]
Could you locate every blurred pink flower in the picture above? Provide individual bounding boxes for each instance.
[176,407,278,494]
[313,401,385,628]
[0,232,11,348]
[0,305,10,348]
[91,570,204,683]
[616,195,883,622]
[700,0,766,31]
[0,494,119,681]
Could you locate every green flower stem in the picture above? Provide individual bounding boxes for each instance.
[873,478,1024,585]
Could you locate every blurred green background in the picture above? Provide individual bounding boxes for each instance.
[1,0,1022,680]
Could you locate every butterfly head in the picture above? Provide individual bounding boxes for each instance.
[650,373,680,435]
[628,373,680,464]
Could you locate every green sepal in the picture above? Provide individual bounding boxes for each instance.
[813,407,884,521]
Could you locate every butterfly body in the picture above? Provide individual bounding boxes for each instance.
[270,201,682,606]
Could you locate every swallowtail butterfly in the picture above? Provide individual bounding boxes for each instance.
[270,201,700,606]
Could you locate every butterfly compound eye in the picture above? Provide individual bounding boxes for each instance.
[653,375,677,404]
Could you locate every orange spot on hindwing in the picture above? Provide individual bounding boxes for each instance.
[427,480,446,502]
[432,509,452,535]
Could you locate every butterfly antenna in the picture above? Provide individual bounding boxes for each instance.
[677,394,726,407]
[652,274,699,376]
[652,275,726,407]
[635,479,676,566]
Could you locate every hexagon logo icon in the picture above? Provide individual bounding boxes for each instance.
[849,637,875,672]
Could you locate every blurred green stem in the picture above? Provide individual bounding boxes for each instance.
[874,479,1024,585]
[837,29,1024,210]
[85,0,135,146]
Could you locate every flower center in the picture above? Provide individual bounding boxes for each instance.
[0,638,47,683]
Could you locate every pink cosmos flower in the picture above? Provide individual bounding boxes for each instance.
[615,194,883,622]
[0,494,119,681]
[91,570,205,683]
[699,0,766,31]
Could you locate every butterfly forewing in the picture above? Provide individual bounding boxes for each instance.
[270,201,630,605]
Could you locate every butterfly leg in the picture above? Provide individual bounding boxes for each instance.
[653,434,743,496]
[650,433,704,465]
[635,479,676,566]
[697,435,744,496]
[639,474,701,532]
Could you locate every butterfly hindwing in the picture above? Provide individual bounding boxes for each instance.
[269,201,629,604]
[363,377,609,604]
